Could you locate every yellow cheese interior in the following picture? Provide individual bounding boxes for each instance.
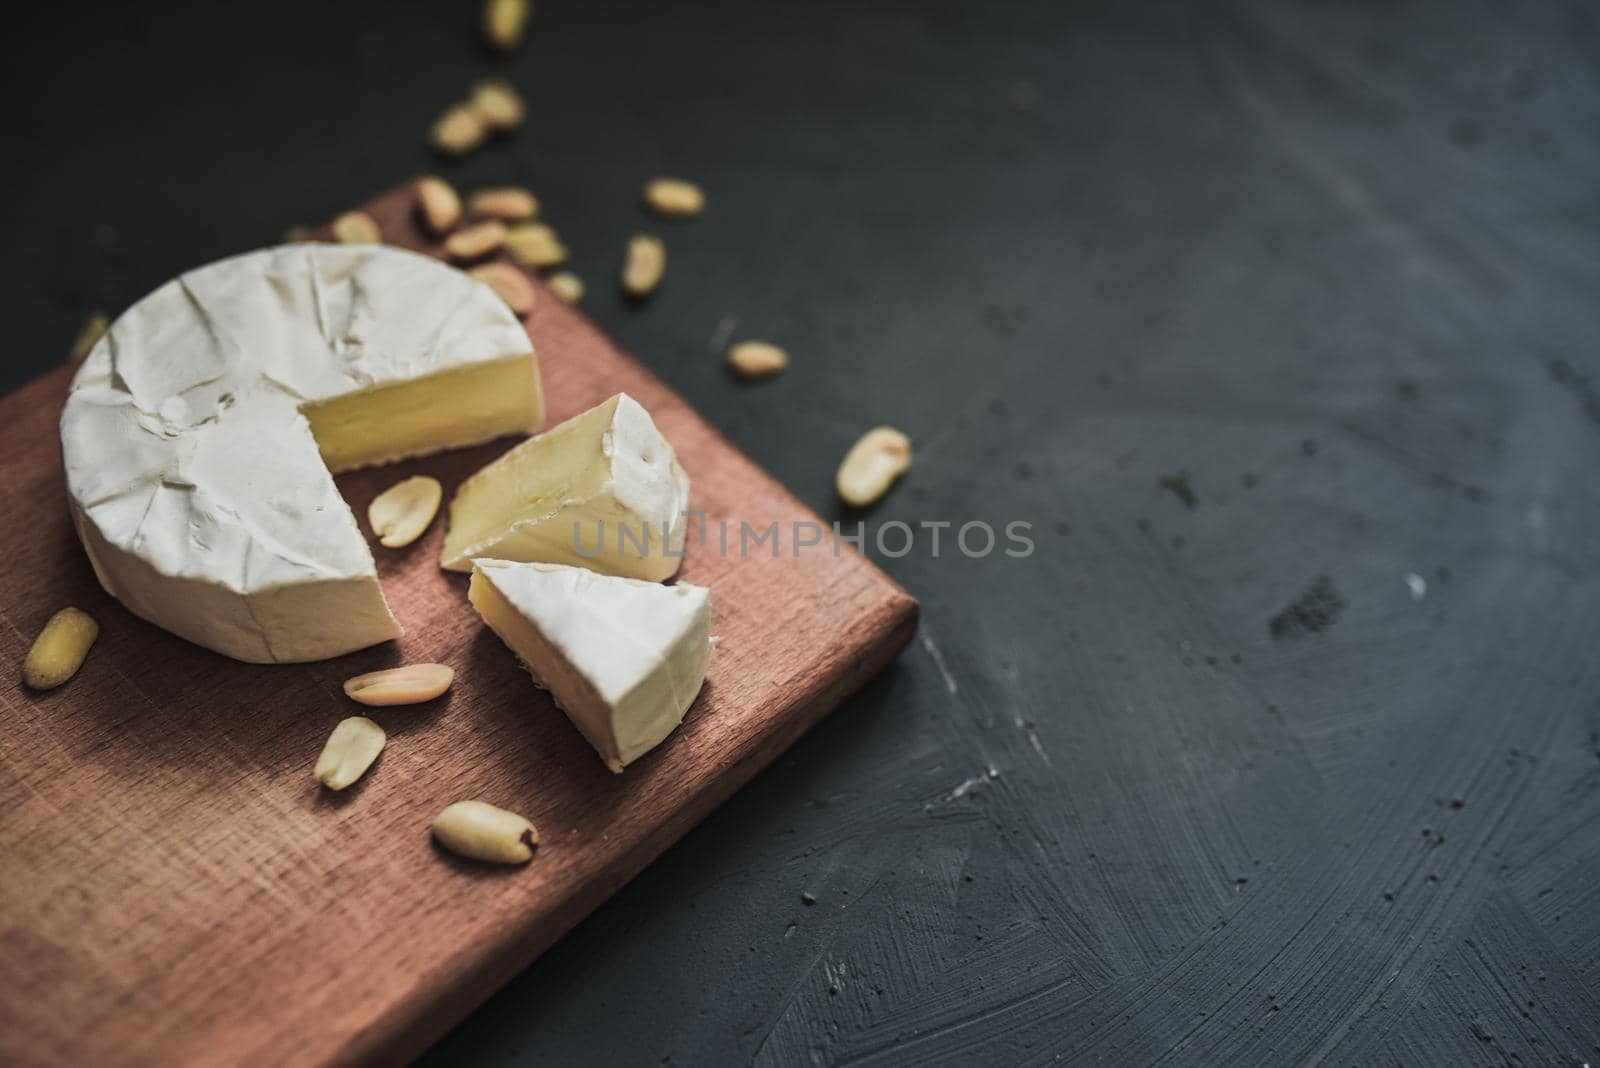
[304,355,541,473]
[441,395,621,566]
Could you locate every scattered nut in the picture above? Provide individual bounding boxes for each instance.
[547,271,585,304]
[483,0,530,53]
[469,262,538,315]
[727,341,788,379]
[314,716,386,791]
[431,104,488,156]
[469,80,525,132]
[343,663,456,706]
[22,607,98,690]
[445,220,508,261]
[836,427,912,507]
[331,211,381,245]
[621,234,665,298]
[415,177,462,235]
[504,222,568,268]
[368,475,444,548]
[468,186,539,220]
[643,178,705,218]
[432,800,539,864]
[69,311,110,363]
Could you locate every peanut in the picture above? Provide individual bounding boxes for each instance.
[504,222,568,268]
[547,271,585,304]
[343,663,455,706]
[331,211,380,245]
[483,0,530,53]
[469,262,538,315]
[314,716,386,791]
[22,607,98,690]
[621,234,665,298]
[432,800,539,864]
[416,177,462,235]
[468,186,539,220]
[836,427,912,507]
[432,104,488,156]
[368,475,443,548]
[643,178,705,218]
[469,80,525,132]
[69,311,110,363]
[445,219,508,261]
[727,341,788,379]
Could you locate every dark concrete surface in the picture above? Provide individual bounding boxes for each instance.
[8,0,1600,1063]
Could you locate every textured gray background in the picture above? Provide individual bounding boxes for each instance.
[7,0,1600,1064]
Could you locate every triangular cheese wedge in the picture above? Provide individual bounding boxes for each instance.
[441,393,690,580]
[469,559,712,772]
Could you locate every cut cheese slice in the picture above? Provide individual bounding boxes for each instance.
[60,244,542,663]
[469,559,712,772]
[441,393,690,580]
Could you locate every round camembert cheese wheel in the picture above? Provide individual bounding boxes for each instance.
[61,244,543,663]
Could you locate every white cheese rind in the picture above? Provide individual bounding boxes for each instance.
[61,244,541,663]
[468,559,711,771]
[441,393,691,580]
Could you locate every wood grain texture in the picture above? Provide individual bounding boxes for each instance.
[0,181,917,1068]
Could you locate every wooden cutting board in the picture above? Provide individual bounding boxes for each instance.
[0,182,918,1068]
